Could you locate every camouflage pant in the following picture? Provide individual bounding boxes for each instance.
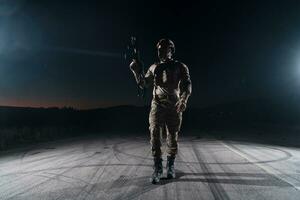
[149,101,182,158]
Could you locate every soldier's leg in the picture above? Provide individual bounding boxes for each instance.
[165,109,182,179]
[149,103,165,158]
[149,125,163,158]
[149,103,165,183]
[166,129,179,157]
[165,110,182,157]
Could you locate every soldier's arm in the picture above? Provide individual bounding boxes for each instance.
[129,60,154,89]
[179,63,192,105]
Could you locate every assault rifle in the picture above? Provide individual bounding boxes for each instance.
[125,36,145,98]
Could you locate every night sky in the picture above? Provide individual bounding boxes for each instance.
[1,0,300,109]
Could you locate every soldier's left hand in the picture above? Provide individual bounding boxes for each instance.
[175,100,186,113]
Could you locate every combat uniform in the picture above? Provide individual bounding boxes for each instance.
[131,59,192,158]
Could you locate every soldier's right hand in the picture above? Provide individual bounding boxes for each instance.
[129,59,142,73]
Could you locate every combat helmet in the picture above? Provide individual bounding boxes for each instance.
[156,38,175,54]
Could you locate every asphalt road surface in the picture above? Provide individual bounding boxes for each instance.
[0,135,300,200]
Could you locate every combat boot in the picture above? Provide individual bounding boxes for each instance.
[150,157,163,184]
[166,156,176,179]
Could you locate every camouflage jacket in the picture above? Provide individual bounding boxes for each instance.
[131,59,192,107]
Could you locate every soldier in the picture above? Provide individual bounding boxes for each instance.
[129,38,192,184]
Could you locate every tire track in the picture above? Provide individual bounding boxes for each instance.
[210,141,267,199]
[113,141,153,200]
[0,150,85,194]
[77,152,115,200]
[223,141,300,192]
[243,143,300,183]
[4,149,111,200]
[68,139,114,200]
[0,138,111,190]
[0,149,95,190]
[191,141,230,200]
[177,149,205,199]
